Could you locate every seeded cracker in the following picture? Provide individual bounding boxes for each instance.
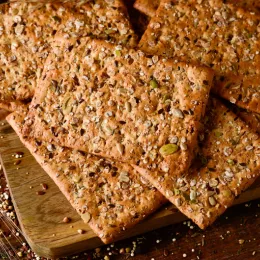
[0,0,137,103]
[23,37,214,181]
[7,112,166,244]
[139,0,260,113]
[134,98,260,229]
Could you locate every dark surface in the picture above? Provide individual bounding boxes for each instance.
[82,200,260,260]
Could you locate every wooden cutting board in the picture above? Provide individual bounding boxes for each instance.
[1,120,260,259]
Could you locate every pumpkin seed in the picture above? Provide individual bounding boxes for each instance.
[209,196,217,206]
[214,129,223,138]
[162,94,171,103]
[159,144,179,157]
[190,190,197,200]
[174,188,180,195]
[227,159,235,165]
[115,50,121,57]
[150,79,158,89]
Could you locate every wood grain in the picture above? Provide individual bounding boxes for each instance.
[0,120,260,258]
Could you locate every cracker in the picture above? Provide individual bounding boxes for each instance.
[23,37,214,180]
[0,0,137,102]
[139,0,260,113]
[7,112,166,244]
[134,0,159,17]
[134,98,260,229]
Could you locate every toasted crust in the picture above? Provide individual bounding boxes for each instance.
[237,109,260,135]
[139,0,260,113]
[134,98,260,229]
[7,112,166,244]
[134,0,159,17]
[228,0,260,14]
[0,0,137,103]
[0,101,28,112]
[134,0,260,18]
[22,37,214,182]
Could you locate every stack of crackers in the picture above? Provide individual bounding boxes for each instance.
[1,0,260,244]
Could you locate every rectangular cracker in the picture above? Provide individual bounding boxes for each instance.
[139,0,260,113]
[23,37,214,180]
[134,0,159,17]
[7,112,166,244]
[134,98,260,229]
[0,0,137,103]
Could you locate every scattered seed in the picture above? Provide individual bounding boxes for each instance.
[63,217,71,223]
[40,183,48,190]
[36,191,45,195]
[119,248,125,254]
[14,160,21,166]
[77,229,85,234]
[238,239,245,245]
[164,249,169,256]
